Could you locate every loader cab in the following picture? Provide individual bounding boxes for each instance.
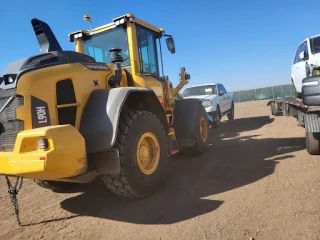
[68,14,175,87]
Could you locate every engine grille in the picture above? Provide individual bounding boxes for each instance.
[0,88,24,151]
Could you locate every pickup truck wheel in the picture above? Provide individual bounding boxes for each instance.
[101,110,168,198]
[227,102,234,120]
[212,106,221,128]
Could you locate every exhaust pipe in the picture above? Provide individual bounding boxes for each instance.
[31,18,62,54]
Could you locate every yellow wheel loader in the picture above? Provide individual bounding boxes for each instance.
[0,14,209,199]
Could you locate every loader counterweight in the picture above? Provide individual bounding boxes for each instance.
[0,125,87,180]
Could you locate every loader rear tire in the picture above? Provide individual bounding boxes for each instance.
[188,104,209,155]
[101,110,168,198]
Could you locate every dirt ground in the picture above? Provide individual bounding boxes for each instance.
[0,100,319,240]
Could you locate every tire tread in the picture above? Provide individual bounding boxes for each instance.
[101,110,167,198]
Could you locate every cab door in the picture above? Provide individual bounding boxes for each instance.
[135,24,164,100]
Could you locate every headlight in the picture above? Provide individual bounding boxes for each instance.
[202,100,212,107]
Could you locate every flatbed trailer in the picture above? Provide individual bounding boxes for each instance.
[267,96,320,155]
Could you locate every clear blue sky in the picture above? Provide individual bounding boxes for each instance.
[1,0,319,92]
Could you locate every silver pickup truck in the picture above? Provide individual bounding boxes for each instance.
[182,83,234,128]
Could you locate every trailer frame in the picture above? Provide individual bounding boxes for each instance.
[267,97,320,155]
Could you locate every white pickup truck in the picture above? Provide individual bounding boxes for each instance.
[291,34,320,98]
[181,83,234,128]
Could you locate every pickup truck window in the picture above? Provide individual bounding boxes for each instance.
[183,85,217,97]
[311,36,320,55]
[294,42,304,64]
[217,84,226,95]
[220,85,227,94]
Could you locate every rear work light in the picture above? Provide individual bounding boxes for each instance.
[38,138,49,150]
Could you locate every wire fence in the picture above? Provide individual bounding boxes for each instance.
[233,84,295,103]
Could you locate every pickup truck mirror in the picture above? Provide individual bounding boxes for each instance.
[299,51,306,60]
[219,91,223,96]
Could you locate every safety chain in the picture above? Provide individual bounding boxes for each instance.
[5,176,23,226]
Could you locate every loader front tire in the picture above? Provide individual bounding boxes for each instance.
[102,110,168,198]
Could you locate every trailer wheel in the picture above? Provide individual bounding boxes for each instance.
[298,111,304,127]
[270,102,278,116]
[102,110,168,198]
[282,102,289,116]
[270,103,275,115]
[306,132,320,155]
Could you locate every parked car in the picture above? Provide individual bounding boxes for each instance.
[291,34,320,98]
[182,83,234,127]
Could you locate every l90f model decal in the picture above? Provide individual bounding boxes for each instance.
[31,96,51,128]
[36,106,48,123]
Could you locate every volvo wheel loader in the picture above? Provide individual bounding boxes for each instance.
[0,14,209,198]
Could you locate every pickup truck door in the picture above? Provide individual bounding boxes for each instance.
[292,41,309,93]
[220,84,232,110]
[217,84,227,113]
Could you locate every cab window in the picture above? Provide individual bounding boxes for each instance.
[82,27,130,65]
[136,25,159,76]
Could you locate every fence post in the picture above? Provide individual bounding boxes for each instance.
[281,85,283,97]
[271,86,274,99]
[255,89,257,101]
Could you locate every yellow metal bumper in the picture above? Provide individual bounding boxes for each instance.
[0,125,87,181]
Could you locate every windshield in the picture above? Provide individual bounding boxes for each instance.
[182,85,217,97]
[311,36,320,55]
[82,27,130,65]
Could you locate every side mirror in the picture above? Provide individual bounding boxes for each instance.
[219,91,223,96]
[299,51,306,60]
[166,36,175,54]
